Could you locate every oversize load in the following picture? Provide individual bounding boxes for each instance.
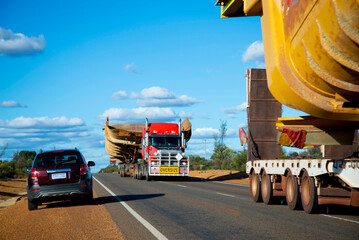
[160,167,179,174]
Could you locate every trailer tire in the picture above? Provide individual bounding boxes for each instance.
[286,171,301,210]
[133,165,137,179]
[250,173,262,202]
[138,167,143,180]
[261,171,273,205]
[300,170,318,214]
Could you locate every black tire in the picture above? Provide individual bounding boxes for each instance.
[146,167,151,181]
[300,170,318,214]
[286,171,301,210]
[250,173,262,202]
[28,199,38,211]
[85,190,93,204]
[133,165,137,179]
[138,167,143,180]
[261,171,274,205]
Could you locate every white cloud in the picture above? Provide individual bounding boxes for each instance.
[238,123,248,129]
[0,100,26,108]
[0,27,46,56]
[192,127,237,139]
[0,116,105,161]
[0,116,84,128]
[135,86,174,99]
[188,139,215,144]
[226,129,237,137]
[111,90,128,100]
[99,107,191,122]
[192,128,220,138]
[131,86,201,107]
[124,62,140,73]
[221,102,247,116]
[137,95,200,107]
[242,41,264,62]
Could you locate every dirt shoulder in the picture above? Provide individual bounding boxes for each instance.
[0,178,123,240]
[189,170,249,185]
[0,170,248,240]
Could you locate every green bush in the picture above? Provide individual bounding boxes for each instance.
[0,161,15,178]
[12,151,36,178]
[100,164,118,173]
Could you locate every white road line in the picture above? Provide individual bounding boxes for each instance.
[216,192,236,198]
[176,184,187,188]
[320,214,359,225]
[93,177,168,240]
[213,181,249,188]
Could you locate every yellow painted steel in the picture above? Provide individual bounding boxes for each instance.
[217,0,359,121]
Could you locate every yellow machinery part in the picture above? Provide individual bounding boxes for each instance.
[217,0,359,121]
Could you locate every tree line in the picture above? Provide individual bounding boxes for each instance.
[0,148,36,178]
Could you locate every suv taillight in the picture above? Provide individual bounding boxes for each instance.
[30,168,39,185]
[80,164,88,175]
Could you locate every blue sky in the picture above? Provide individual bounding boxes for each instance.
[0,0,303,172]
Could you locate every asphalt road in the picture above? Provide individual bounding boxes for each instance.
[93,173,359,240]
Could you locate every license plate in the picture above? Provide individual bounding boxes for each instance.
[52,172,66,179]
[160,167,179,174]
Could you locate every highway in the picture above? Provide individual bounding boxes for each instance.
[93,173,359,240]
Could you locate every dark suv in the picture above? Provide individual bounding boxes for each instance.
[27,149,95,210]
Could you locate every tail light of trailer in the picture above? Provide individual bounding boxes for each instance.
[151,161,158,166]
[181,161,187,166]
[80,164,88,175]
[30,168,39,185]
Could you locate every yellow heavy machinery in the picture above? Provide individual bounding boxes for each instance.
[215,0,359,213]
[217,0,359,122]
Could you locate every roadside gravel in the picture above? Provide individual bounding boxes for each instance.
[0,170,247,240]
[0,192,124,240]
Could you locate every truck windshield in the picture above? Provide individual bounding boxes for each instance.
[150,136,180,149]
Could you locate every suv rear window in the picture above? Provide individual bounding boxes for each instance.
[34,150,84,168]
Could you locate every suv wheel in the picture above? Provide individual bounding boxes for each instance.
[28,199,38,211]
[86,190,94,204]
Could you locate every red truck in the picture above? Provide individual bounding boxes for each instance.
[103,118,191,181]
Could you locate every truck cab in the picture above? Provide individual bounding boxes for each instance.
[142,121,189,179]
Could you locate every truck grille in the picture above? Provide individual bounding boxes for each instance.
[149,151,179,166]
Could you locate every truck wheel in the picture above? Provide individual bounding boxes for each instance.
[137,167,141,180]
[261,171,273,205]
[146,167,151,181]
[286,171,301,210]
[250,173,262,202]
[28,199,38,211]
[300,170,318,214]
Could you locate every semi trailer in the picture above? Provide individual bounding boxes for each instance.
[103,117,191,181]
[215,0,359,213]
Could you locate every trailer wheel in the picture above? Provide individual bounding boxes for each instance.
[133,165,137,179]
[286,171,301,210]
[300,170,318,214]
[138,167,143,180]
[250,173,262,202]
[261,171,273,205]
